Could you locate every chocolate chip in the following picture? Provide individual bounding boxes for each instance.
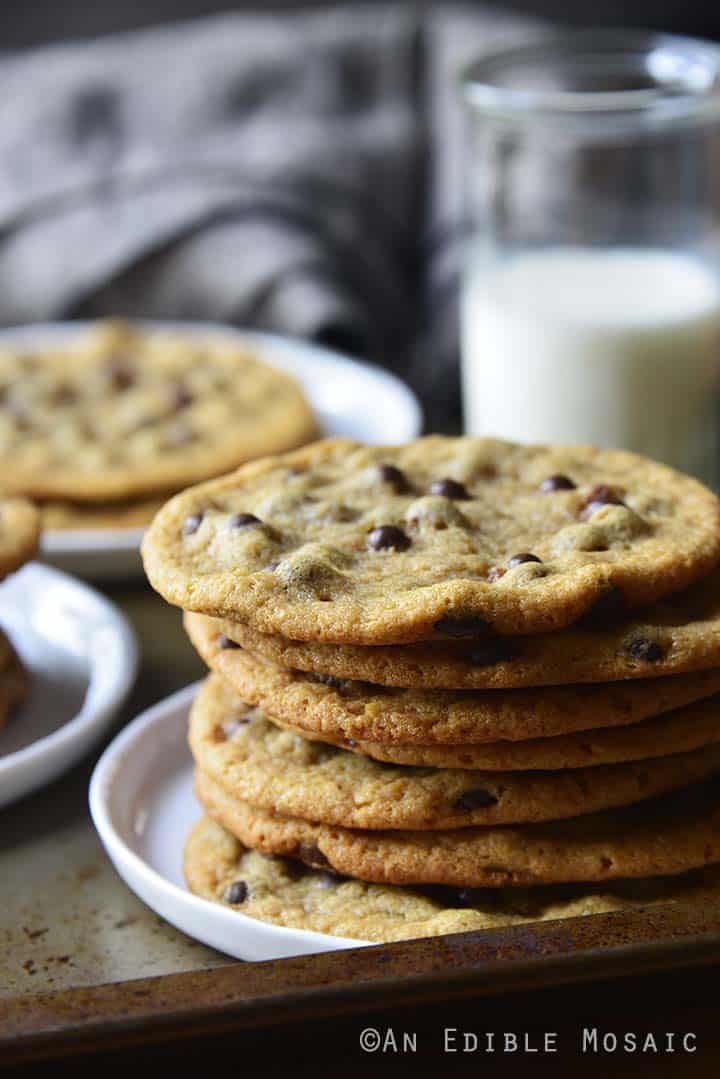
[367,525,410,551]
[626,637,664,663]
[228,512,262,529]
[434,616,490,638]
[169,381,194,410]
[296,843,330,869]
[223,880,248,904]
[181,512,203,536]
[105,358,136,391]
[588,484,625,504]
[454,788,499,811]
[310,673,349,690]
[581,484,625,518]
[218,634,240,650]
[429,478,469,500]
[540,474,576,492]
[377,463,411,493]
[508,552,542,567]
[52,384,77,406]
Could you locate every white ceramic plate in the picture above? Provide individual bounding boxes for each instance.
[90,685,367,961]
[0,562,138,808]
[0,321,423,580]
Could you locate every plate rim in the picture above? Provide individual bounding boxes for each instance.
[0,561,138,780]
[89,682,368,956]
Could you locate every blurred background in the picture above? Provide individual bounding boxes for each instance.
[1,0,719,432]
[3,1,720,49]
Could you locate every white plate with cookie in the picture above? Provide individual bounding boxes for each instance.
[0,562,138,807]
[90,684,363,961]
[0,321,422,580]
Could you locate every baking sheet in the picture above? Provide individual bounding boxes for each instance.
[0,588,225,1000]
[2,587,720,1061]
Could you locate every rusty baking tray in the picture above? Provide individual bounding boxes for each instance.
[3,586,720,1064]
[4,897,720,1064]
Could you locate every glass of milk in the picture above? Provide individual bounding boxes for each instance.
[461,31,720,485]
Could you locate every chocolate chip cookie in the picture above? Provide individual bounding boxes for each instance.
[185,816,720,943]
[0,498,40,577]
[215,565,720,689]
[0,632,28,729]
[40,495,167,531]
[142,436,720,642]
[301,695,720,771]
[186,612,720,744]
[195,769,720,887]
[0,321,317,502]
[191,675,720,829]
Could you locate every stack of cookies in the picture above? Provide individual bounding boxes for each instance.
[143,437,720,943]
[0,498,41,728]
[0,321,316,531]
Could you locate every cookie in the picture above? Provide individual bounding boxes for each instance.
[303,696,720,771]
[191,675,720,829]
[41,496,166,531]
[195,769,720,887]
[0,320,317,501]
[186,612,720,744]
[217,565,720,689]
[141,436,720,643]
[0,634,28,729]
[0,498,40,577]
[185,816,720,943]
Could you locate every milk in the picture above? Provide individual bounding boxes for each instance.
[461,248,720,483]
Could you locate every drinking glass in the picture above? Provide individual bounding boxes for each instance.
[461,30,720,485]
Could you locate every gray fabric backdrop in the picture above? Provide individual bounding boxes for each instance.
[0,4,540,427]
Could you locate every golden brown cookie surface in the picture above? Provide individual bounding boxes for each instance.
[0,498,40,577]
[0,632,28,730]
[187,612,720,744]
[216,565,720,688]
[195,769,720,887]
[191,674,720,829]
[41,496,166,530]
[143,436,720,642]
[0,321,317,501]
[185,816,720,943]
[309,696,720,771]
